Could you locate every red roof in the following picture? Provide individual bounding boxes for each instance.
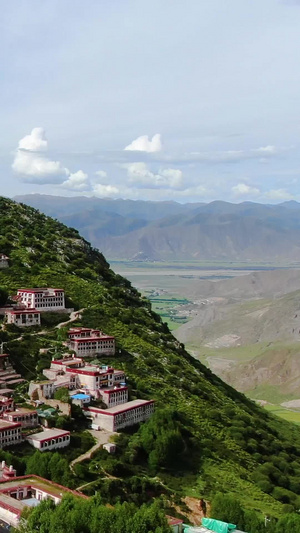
[5,308,41,315]
[102,387,128,394]
[17,288,64,293]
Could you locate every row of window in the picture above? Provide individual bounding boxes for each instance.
[40,435,70,448]
[0,429,21,437]
[115,407,154,422]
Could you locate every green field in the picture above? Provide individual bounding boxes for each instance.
[264,404,300,425]
[143,291,191,331]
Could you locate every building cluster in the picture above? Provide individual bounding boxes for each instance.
[0,388,71,451]
[0,286,154,457]
[29,353,155,432]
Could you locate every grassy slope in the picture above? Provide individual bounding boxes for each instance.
[3,198,300,518]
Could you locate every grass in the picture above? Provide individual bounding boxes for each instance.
[263,404,300,425]
[191,342,273,364]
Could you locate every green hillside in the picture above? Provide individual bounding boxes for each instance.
[3,197,300,531]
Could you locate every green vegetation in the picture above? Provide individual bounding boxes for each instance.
[16,495,171,533]
[3,197,300,531]
[147,294,191,330]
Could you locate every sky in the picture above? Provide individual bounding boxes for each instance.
[2,0,300,204]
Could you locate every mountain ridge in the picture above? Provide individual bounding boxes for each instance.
[14,194,300,261]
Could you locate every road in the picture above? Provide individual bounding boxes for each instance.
[70,429,117,472]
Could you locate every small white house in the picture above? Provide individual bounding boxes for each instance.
[0,255,9,269]
[103,442,116,454]
[26,428,70,451]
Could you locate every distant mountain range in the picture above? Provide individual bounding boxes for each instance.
[14,194,300,261]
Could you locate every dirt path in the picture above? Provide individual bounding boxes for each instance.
[182,496,210,526]
[70,429,117,472]
[55,308,86,329]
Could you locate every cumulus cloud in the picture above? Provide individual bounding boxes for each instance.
[232,183,260,197]
[12,128,87,188]
[12,128,68,182]
[92,184,119,197]
[125,162,183,188]
[62,170,89,190]
[124,134,162,153]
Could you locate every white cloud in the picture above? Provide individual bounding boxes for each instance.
[95,170,107,178]
[12,127,68,182]
[264,188,294,200]
[125,162,183,188]
[256,145,276,154]
[12,127,88,188]
[18,127,48,152]
[92,184,120,197]
[124,134,162,153]
[62,170,89,190]
[232,183,260,197]
[187,146,278,164]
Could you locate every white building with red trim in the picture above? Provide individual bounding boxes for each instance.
[0,420,22,448]
[3,408,38,429]
[67,327,115,356]
[17,288,65,311]
[0,396,14,416]
[68,327,101,339]
[101,387,128,408]
[5,308,41,327]
[85,399,155,432]
[26,428,70,451]
[0,475,88,528]
[44,358,127,404]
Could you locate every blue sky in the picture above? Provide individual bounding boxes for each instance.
[2,0,300,203]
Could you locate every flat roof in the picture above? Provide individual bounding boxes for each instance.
[88,399,154,416]
[0,420,21,430]
[4,408,37,416]
[17,288,64,292]
[52,358,82,365]
[71,393,91,399]
[0,475,89,500]
[27,428,70,442]
[103,386,128,394]
[71,336,114,342]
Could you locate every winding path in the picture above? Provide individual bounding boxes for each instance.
[70,429,117,473]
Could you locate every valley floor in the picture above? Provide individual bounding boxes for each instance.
[113,260,300,420]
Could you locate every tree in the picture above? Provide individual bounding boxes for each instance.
[276,513,300,533]
[210,493,245,530]
[54,387,70,404]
